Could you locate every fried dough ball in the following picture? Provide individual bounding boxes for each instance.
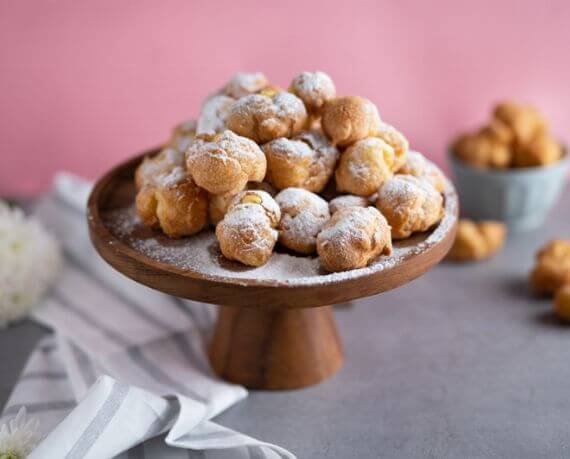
[186,130,266,195]
[135,148,185,191]
[453,132,512,168]
[317,206,392,272]
[493,101,548,145]
[530,239,570,294]
[321,96,382,147]
[554,285,570,322]
[208,182,276,226]
[479,119,514,145]
[167,119,197,153]
[398,151,446,193]
[196,95,236,136]
[335,137,396,197]
[376,175,444,239]
[275,188,330,254]
[223,72,269,99]
[263,131,339,192]
[135,167,208,238]
[513,133,562,168]
[225,92,308,143]
[446,220,507,262]
[329,195,369,214]
[215,191,280,267]
[227,189,281,227]
[289,71,336,117]
[373,122,409,171]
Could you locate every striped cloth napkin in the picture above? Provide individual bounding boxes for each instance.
[1,174,295,459]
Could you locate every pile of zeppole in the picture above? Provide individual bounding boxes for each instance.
[135,71,448,272]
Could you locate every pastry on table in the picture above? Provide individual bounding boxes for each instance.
[186,130,266,195]
[335,137,396,196]
[289,71,336,120]
[208,182,276,226]
[263,131,338,192]
[446,220,506,262]
[215,190,280,267]
[275,188,330,254]
[376,175,444,239]
[135,147,185,191]
[554,285,570,322]
[136,167,208,238]
[530,239,570,294]
[317,206,392,272]
[321,96,382,147]
[329,195,369,214]
[398,150,446,192]
[225,91,308,143]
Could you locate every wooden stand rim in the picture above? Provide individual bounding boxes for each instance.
[87,149,458,309]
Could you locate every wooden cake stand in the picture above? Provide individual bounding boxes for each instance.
[88,149,458,390]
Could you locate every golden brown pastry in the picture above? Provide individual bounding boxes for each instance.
[554,285,570,321]
[398,151,446,193]
[263,131,338,192]
[167,119,197,153]
[329,195,369,214]
[208,182,276,226]
[446,220,507,261]
[196,94,235,135]
[453,132,512,169]
[479,118,514,145]
[215,190,280,267]
[513,133,562,168]
[223,72,269,98]
[321,96,382,147]
[186,130,266,195]
[335,137,396,196]
[373,122,409,171]
[225,92,308,143]
[493,101,548,145]
[226,189,281,227]
[136,167,208,238]
[376,175,444,239]
[317,206,392,272]
[289,71,336,117]
[530,239,570,294]
[135,148,185,191]
[275,188,330,254]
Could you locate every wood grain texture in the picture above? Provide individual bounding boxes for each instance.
[210,305,343,389]
[87,149,458,389]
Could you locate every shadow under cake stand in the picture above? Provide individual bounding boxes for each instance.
[88,149,459,390]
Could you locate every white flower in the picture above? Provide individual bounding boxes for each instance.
[0,201,62,327]
[0,407,41,458]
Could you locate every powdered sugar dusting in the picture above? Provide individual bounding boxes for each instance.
[103,183,456,287]
[196,95,235,135]
[224,72,268,98]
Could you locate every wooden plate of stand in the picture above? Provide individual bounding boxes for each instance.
[88,148,458,390]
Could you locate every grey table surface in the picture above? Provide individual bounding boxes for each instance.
[1,188,569,459]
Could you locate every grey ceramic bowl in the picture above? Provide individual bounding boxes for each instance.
[449,151,568,232]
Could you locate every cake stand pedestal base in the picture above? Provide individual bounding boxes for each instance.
[209,305,344,390]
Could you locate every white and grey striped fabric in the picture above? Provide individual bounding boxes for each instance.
[0,174,296,459]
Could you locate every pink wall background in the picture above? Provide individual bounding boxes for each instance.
[1,0,569,196]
